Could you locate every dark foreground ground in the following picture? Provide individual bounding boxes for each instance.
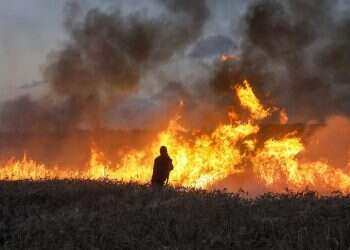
[1,181,350,250]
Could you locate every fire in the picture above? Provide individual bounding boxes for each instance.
[220,54,240,62]
[84,119,259,188]
[0,154,80,180]
[252,137,305,186]
[252,137,350,192]
[279,109,289,124]
[1,80,350,194]
[235,80,270,120]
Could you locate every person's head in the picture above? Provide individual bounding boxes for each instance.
[160,146,168,156]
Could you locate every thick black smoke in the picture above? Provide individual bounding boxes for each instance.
[210,0,350,122]
[190,35,238,58]
[1,0,209,133]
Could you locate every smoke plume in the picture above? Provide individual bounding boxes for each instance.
[210,0,350,122]
[1,0,209,132]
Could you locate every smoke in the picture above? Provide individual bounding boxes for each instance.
[4,0,350,132]
[210,0,350,122]
[302,116,350,170]
[3,0,349,137]
[0,96,79,133]
[1,0,209,133]
[0,0,210,167]
[189,35,237,58]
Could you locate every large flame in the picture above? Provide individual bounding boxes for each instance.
[235,80,270,120]
[1,80,350,193]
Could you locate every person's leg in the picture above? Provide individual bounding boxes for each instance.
[151,181,164,190]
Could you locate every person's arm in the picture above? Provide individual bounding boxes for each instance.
[169,158,174,171]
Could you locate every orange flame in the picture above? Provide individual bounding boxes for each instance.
[1,80,350,193]
[220,54,240,62]
[279,109,289,124]
[235,80,270,120]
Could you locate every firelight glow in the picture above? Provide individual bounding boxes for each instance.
[1,80,350,193]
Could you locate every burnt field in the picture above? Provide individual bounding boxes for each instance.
[1,181,350,249]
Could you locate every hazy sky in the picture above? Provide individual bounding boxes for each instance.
[0,1,67,99]
[0,0,246,101]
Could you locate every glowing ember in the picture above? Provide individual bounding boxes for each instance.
[1,80,350,194]
[220,54,240,62]
[279,109,289,124]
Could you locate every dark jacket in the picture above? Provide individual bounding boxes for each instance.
[151,155,173,185]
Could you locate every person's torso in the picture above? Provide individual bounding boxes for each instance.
[155,155,172,177]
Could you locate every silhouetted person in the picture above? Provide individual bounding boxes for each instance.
[151,146,173,187]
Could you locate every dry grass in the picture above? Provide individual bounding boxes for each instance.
[1,180,350,249]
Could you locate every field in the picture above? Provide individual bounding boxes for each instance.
[1,181,350,249]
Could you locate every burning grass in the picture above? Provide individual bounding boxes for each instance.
[1,180,350,249]
[1,80,350,194]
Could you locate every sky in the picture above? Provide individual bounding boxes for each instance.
[0,0,67,100]
[0,0,249,101]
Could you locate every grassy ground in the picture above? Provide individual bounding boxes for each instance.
[1,181,350,249]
